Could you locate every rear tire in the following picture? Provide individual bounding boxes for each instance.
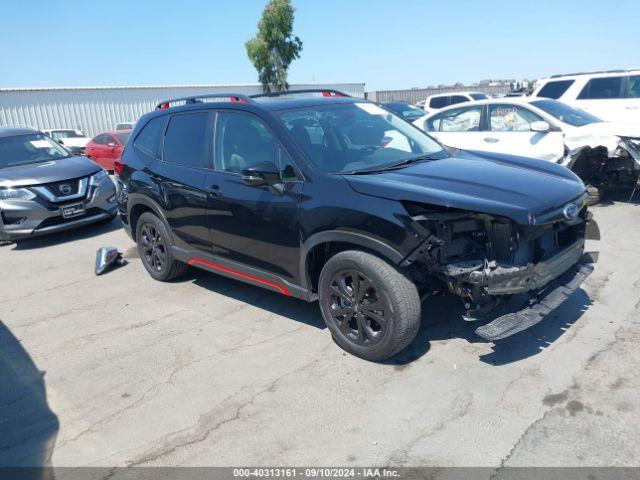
[318,250,421,361]
[135,212,187,281]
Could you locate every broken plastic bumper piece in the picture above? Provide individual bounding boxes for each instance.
[475,262,594,341]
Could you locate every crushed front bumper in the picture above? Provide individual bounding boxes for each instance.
[475,261,593,341]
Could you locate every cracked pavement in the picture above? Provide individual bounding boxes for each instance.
[1,200,639,468]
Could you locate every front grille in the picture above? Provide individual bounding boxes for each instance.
[38,208,103,228]
[43,178,81,197]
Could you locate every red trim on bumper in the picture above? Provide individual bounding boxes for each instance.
[187,258,291,296]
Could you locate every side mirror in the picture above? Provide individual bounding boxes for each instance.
[241,161,280,187]
[530,121,551,133]
[95,247,126,275]
[57,139,65,145]
[107,142,117,148]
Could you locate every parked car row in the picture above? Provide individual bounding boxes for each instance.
[412,97,640,202]
[41,125,133,171]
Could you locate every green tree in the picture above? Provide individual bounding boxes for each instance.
[245,0,303,92]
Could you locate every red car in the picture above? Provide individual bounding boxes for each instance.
[85,130,131,171]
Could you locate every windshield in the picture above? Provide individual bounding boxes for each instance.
[0,133,71,168]
[384,103,425,121]
[470,93,489,100]
[50,130,84,140]
[278,102,443,174]
[116,132,131,144]
[530,99,601,127]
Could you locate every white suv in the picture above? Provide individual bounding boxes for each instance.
[423,91,489,113]
[532,69,640,123]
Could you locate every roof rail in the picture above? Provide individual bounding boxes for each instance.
[549,68,638,78]
[155,93,252,110]
[251,89,350,99]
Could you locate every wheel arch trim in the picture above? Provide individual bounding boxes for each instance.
[300,231,405,291]
[126,193,172,239]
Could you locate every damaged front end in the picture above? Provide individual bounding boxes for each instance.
[402,195,594,340]
[565,139,640,198]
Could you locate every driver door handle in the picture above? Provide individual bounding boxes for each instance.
[484,137,499,143]
[209,184,220,196]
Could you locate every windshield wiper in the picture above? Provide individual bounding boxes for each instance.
[347,153,440,175]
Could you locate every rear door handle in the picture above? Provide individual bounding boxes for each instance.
[484,137,499,143]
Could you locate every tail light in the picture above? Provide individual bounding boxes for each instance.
[322,91,343,97]
[114,160,124,176]
[230,96,247,103]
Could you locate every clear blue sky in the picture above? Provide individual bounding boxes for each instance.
[1,0,638,91]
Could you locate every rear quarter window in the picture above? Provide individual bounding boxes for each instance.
[578,76,624,100]
[134,116,166,159]
[536,80,575,99]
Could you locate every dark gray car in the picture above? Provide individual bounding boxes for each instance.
[0,127,117,242]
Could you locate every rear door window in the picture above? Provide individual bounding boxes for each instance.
[429,96,449,109]
[163,112,210,168]
[536,80,574,99]
[450,95,469,105]
[578,76,623,99]
[134,116,167,159]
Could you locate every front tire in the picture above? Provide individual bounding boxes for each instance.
[318,250,421,361]
[135,212,187,281]
[586,185,603,205]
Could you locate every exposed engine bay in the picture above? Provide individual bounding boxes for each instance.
[403,198,591,322]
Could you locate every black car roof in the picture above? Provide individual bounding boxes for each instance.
[0,127,39,138]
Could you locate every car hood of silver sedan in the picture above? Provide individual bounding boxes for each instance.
[0,156,101,188]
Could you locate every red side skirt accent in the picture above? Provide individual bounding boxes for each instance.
[187,258,291,296]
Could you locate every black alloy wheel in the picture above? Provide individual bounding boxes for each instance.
[140,222,167,273]
[328,269,390,347]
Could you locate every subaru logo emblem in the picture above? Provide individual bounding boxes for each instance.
[59,184,72,195]
[563,203,579,220]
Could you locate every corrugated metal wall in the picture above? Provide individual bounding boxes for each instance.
[366,84,511,104]
[0,83,365,137]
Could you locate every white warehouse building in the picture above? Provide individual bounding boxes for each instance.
[0,83,365,137]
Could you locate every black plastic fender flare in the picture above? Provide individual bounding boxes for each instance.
[299,230,405,292]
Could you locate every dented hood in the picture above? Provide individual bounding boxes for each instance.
[343,150,586,225]
[564,122,640,155]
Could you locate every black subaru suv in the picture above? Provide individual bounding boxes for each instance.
[117,90,594,361]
